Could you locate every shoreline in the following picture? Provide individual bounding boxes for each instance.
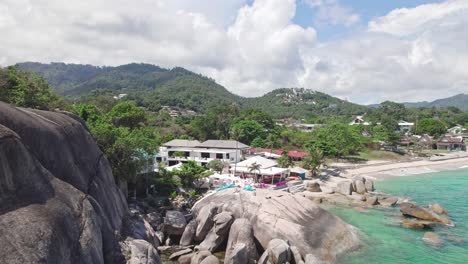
[337,155,468,179]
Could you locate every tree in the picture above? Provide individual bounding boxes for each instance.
[230,120,266,145]
[207,159,225,173]
[173,160,212,187]
[171,151,186,158]
[250,137,266,148]
[248,162,262,183]
[0,66,62,110]
[302,146,325,177]
[108,102,146,128]
[414,118,447,137]
[277,151,293,168]
[310,123,362,157]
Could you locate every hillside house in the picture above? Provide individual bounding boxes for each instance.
[397,121,414,132]
[349,116,370,126]
[448,125,467,134]
[159,139,250,166]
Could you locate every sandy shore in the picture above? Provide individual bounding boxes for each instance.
[336,154,468,179]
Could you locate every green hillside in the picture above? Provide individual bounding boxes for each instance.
[404,94,468,111]
[16,62,367,118]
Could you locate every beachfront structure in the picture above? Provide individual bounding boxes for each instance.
[436,135,466,151]
[231,156,289,183]
[159,139,250,166]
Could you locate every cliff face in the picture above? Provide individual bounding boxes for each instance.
[0,102,128,263]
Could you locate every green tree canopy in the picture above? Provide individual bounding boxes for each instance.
[0,66,62,110]
[414,118,447,137]
[231,120,266,145]
[309,122,362,157]
[108,101,146,128]
[207,159,225,173]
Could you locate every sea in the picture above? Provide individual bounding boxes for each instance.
[327,169,468,264]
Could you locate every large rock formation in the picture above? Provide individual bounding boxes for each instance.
[400,203,452,225]
[0,102,128,263]
[191,189,360,263]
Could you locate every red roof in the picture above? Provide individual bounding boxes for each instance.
[249,148,308,158]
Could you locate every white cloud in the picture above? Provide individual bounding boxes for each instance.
[1,0,468,104]
[305,0,360,27]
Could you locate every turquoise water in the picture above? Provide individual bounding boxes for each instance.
[327,169,468,264]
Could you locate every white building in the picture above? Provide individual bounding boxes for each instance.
[230,156,289,184]
[349,116,370,126]
[448,125,467,135]
[159,139,250,166]
[398,121,415,132]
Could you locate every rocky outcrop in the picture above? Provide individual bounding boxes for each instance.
[422,232,444,248]
[224,218,258,264]
[180,220,197,246]
[0,102,128,263]
[266,239,292,264]
[121,239,162,264]
[429,203,448,215]
[336,181,353,195]
[197,212,234,252]
[400,203,452,225]
[190,189,360,263]
[164,211,188,236]
[305,181,322,192]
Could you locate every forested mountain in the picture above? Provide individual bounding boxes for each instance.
[242,88,367,119]
[403,94,468,111]
[16,62,366,118]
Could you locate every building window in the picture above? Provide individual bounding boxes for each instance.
[216,153,224,159]
[226,153,230,159]
[201,152,210,159]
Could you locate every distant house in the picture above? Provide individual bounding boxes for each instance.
[417,134,435,150]
[159,139,250,166]
[292,123,323,132]
[349,116,370,126]
[448,125,467,135]
[398,121,415,132]
[113,93,128,100]
[436,135,466,151]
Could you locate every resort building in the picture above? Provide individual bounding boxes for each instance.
[230,156,289,184]
[159,139,250,166]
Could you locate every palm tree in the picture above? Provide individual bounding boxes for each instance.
[248,162,262,183]
[302,147,325,178]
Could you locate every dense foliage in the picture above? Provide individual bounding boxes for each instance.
[0,66,63,110]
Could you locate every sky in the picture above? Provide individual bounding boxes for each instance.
[0,0,467,104]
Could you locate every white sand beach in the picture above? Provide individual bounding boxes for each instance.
[337,153,468,179]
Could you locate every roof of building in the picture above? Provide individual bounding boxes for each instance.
[438,135,464,144]
[163,139,201,148]
[198,140,250,149]
[235,156,278,169]
[249,148,309,159]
